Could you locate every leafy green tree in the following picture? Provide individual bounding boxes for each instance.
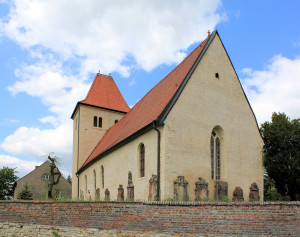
[17,184,33,200]
[260,112,300,200]
[0,167,19,200]
[264,172,284,201]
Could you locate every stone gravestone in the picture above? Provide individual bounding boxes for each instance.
[117,184,124,201]
[232,186,244,201]
[80,190,84,200]
[174,176,189,201]
[195,177,209,201]
[148,174,158,201]
[214,181,228,201]
[127,171,134,201]
[95,188,100,200]
[249,182,260,201]
[105,188,110,201]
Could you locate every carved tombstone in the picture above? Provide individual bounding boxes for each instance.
[195,177,209,201]
[127,171,134,200]
[148,174,158,201]
[232,186,244,201]
[117,184,124,201]
[214,181,228,200]
[80,190,84,200]
[174,176,189,201]
[105,188,110,201]
[95,188,100,200]
[249,182,260,201]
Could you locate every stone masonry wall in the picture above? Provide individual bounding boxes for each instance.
[0,201,299,236]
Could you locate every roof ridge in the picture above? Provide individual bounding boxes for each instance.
[135,40,208,110]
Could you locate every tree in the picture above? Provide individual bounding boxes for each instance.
[260,112,300,200]
[17,184,33,200]
[67,175,72,184]
[264,171,284,201]
[47,155,61,199]
[0,167,18,200]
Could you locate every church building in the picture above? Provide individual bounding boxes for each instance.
[71,30,264,201]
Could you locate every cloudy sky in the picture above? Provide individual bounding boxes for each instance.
[0,0,299,178]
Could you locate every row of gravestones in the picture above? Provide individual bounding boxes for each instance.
[81,173,259,201]
[172,176,260,201]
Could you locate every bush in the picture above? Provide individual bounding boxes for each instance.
[17,184,33,200]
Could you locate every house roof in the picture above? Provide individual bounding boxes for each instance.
[78,31,215,173]
[71,74,130,118]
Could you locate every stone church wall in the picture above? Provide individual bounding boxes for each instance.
[78,128,160,201]
[162,34,264,201]
[0,201,299,236]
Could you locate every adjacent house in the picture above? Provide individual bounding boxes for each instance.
[14,161,72,200]
[72,30,263,201]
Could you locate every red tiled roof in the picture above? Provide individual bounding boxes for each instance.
[80,74,130,113]
[79,33,212,171]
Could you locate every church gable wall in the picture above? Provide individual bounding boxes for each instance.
[162,34,264,201]
[78,128,160,201]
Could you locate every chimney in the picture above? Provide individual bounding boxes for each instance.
[35,166,39,169]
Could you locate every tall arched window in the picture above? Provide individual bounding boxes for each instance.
[210,131,221,180]
[210,135,214,179]
[216,137,221,180]
[93,170,96,190]
[93,116,97,127]
[139,143,145,177]
[85,175,87,193]
[101,165,104,188]
[98,117,102,128]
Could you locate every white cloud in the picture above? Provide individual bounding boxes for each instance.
[0,155,41,178]
[1,125,72,159]
[2,0,224,76]
[242,55,300,125]
[0,0,225,177]
[0,124,73,175]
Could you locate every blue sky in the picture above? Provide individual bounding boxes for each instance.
[0,0,300,178]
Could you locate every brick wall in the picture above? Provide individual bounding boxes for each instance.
[1,201,299,236]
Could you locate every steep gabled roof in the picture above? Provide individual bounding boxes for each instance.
[71,74,130,118]
[78,31,215,173]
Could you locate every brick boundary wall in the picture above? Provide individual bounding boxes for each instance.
[1,201,300,236]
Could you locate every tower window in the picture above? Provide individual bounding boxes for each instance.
[115,120,118,124]
[98,117,102,128]
[93,116,97,127]
[215,73,219,79]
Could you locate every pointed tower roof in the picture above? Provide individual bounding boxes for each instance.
[78,31,215,173]
[71,74,130,118]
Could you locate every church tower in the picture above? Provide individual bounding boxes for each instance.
[71,73,130,198]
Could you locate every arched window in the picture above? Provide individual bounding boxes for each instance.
[93,169,96,190]
[210,131,221,180]
[101,165,104,188]
[210,135,214,179]
[93,116,97,127]
[98,117,102,128]
[216,137,221,180]
[139,143,145,177]
[115,120,118,124]
[85,175,87,193]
